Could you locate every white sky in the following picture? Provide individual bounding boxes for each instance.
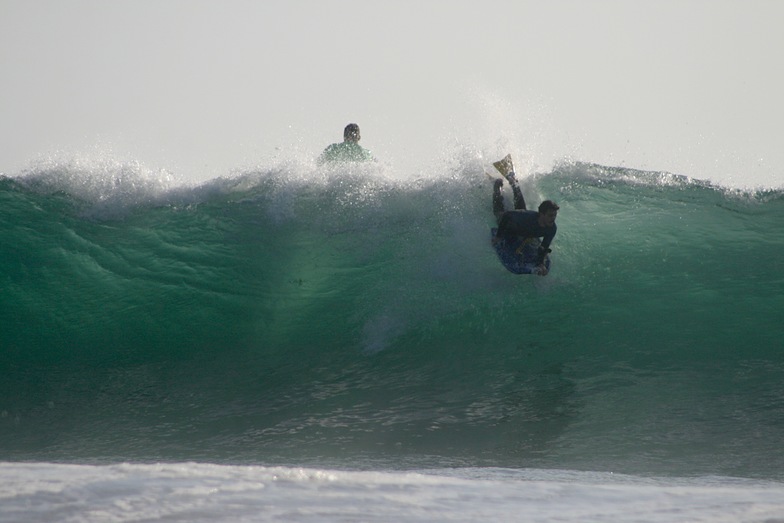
[1,0,782,187]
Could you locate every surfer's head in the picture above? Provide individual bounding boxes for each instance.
[538,200,559,227]
[344,123,361,142]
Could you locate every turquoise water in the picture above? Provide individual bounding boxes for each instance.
[2,159,783,479]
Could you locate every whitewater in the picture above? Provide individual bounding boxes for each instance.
[2,154,783,522]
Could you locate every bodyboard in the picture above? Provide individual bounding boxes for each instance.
[491,228,551,275]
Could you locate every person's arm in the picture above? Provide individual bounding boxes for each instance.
[536,225,557,265]
[317,146,330,165]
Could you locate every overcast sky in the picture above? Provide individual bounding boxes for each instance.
[1,0,782,187]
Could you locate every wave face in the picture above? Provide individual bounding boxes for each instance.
[2,159,783,479]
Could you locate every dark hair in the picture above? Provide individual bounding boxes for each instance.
[344,123,360,140]
[538,200,559,214]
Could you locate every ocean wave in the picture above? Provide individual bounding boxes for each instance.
[2,158,783,478]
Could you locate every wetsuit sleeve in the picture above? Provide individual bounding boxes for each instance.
[537,224,557,264]
[541,224,556,250]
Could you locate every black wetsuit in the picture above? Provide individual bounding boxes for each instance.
[497,210,557,263]
[493,177,556,264]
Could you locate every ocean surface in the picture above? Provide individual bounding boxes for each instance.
[2,156,783,521]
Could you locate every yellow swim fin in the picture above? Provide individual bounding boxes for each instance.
[492,154,515,176]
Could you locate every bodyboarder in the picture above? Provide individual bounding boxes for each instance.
[318,123,374,164]
[491,155,559,276]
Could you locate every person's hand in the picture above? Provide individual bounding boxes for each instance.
[535,264,549,276]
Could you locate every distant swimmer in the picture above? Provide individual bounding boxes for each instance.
[318,123,374,164]
[491,155,559,276]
